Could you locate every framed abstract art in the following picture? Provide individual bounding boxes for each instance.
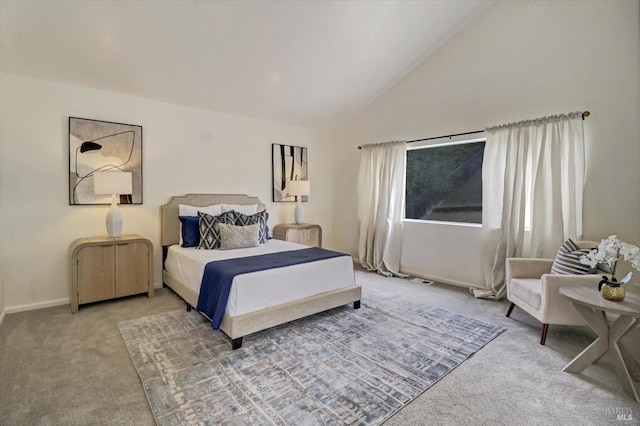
[69,117,143,205]
[272,143,308,202]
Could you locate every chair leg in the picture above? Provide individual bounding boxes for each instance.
[540,324,549,345]
[506,302,515,318]
[504,303,549,345]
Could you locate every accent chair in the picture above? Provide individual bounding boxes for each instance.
[505,241,602,345]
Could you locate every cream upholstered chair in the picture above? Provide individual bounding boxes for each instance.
[505,240,602,345]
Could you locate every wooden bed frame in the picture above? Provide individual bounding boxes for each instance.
[160,194,362,349]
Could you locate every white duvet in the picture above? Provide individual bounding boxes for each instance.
[165,239,356,317]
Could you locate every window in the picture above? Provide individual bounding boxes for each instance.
[405,138,485,224]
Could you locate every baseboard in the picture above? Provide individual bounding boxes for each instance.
[5,297,70,314]
[7,283,166,313]
[352,263,482,290]
[399,268,483,291]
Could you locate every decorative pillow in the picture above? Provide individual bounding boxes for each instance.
[220,203,259,216]
[218,223,261,250]
[178,204,222,245]
[178,216,200,247]
[233,210,269,243]
[550,239,593,275]
[197,211,236,249]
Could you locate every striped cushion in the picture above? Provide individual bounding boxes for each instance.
[550,239,593,275]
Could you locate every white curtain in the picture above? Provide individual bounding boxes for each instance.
[472,112,585,299]
[357,141,407,277]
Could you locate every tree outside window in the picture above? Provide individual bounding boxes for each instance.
[405,140,485,224]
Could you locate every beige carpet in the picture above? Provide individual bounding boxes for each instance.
[1,268,639,425]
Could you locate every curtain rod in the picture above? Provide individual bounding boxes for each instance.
[357,110,590,150]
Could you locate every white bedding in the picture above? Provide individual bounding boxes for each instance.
[164,239,356,316]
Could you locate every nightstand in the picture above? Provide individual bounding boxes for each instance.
[69,234,153,313]
[272,223,322,247]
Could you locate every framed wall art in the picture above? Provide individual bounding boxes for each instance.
[69,117,143,205]
[272,143,308,202]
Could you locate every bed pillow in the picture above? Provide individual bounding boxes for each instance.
[217,222,261,250]
[179,204,223,217]
[178,204,222,245]
[220,203,259,216]
[233,210,269,243]
[550,239,593,275]
[178,215,200,247]
[197,211,236,249]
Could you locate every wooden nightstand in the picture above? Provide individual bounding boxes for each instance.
[69,234,153,313]
[272,223,322,247]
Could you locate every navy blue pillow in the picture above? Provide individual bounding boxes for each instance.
[233,210,270,243]
[179,216,200,247]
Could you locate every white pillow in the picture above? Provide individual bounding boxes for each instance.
[220,203,259,215]
[179,204,222,217]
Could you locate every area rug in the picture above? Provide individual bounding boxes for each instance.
[118,289,505,425]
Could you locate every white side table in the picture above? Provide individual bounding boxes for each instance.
[560,286,640,402]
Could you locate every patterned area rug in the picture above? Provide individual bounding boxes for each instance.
[118,289,505,425]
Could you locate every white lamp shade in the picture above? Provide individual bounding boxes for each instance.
[287,180,310,196]
[93,172,133,195]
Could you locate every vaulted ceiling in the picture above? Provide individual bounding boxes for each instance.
[0,1,492,127]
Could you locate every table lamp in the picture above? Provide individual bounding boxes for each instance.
[287,180,310,224]
[93,171,133,238]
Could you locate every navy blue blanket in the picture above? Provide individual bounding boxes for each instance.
[196,247,350,329]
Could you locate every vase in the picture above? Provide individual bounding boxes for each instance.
[598,276,625,301]
[601,284,625,301]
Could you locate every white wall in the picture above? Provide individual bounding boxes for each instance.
[332,0,640,288]
[0,73,333,311]
[0,72,5,324]
[0,226,4,326]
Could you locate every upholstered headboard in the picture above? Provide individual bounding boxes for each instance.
[160,194,266,247]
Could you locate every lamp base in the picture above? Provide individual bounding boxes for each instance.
[294,202,304,225]
[106,195,123,238]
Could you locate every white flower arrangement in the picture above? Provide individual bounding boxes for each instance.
[580,235,640,283]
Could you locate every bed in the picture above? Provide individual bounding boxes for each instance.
[160,193,362,349]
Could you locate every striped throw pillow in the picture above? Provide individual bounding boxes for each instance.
[550,239,593,275]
